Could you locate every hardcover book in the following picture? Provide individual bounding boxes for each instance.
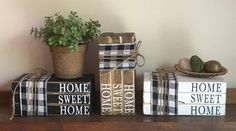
[12,74,94,117]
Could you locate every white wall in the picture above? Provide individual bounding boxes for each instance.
[0,0,235,90]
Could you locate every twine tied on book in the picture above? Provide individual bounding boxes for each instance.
[10,68,48,120]
[100,41,145,76]
[156,68,185,105]
[153,68,178,115]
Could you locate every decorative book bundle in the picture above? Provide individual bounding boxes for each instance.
[98,32,142,115]
[11,74,94,117]
[143,71,226,116]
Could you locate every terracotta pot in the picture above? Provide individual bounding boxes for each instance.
[50,44,86,79]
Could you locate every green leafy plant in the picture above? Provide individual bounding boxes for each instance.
[31,11,101,51]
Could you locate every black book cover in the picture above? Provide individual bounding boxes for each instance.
[12,74,94,116]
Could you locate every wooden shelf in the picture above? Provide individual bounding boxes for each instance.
[1,104,236,130]
[1,90,236,131]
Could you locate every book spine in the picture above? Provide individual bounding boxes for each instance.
[143,72,152,115]
[100,71,112,115]
[178,93,226,104]
[123,70,135,115]
[14,103,91,116]
[143,103,152,115]
[177,82,227,93]
[178,104,225,116]
[112,70,123,115]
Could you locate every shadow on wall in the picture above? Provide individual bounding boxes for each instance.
[84,40,100,91]
[1,1,127,91]
[0,35,53,90]
[157,26,194,68]
[135,26,194,91]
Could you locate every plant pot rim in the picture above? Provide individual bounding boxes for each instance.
[50,44,87,53]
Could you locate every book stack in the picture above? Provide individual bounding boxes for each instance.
[143,72,226,116]
[12,74,94,116]
[98,32,137,115]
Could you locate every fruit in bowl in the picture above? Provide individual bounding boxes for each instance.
[178,58,192,71]
[204,60,222,73]
[190,55,204,72]
[178,55,223,73]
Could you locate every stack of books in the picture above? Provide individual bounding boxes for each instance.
[12,74,94,116]
[143,72,226,116]
[98,32,137,115]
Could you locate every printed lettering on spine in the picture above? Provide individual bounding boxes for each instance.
[123,70,135,115]
[143,72,226,116]
[176,75,226,116]
[12,74,94,116]
[100,70,135,115]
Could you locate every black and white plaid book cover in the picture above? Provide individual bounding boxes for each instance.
[168,72,177,115]
[151,72,177,115]
[19,74,52,116]
[99,57,136,70]
[99,43,138,70]
[99,43,136,57]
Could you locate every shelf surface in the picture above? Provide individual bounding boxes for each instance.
[1,104,236,131]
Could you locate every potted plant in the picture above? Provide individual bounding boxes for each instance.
[31,11,101,79]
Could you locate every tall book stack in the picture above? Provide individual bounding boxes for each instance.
[98,32,137,115]
[12,74,94,116]
[143,72,226,116]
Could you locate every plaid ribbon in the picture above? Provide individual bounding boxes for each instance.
[99,42,140,70]
[167,72,177,115]
[151,72,177,115]
[99,57,136,70]
[19,74,52,116]
[99,43,136,57]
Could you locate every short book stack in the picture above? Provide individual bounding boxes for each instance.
[143,72,226,116]
[12,74,94,116]
[98,32,138,115]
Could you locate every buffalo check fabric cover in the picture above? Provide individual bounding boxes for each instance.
[145,72,177,115]
[99,43,137,70]
[167,72,178,115]
[99,43,136,57]
[99,57,136,70]
[19,74,52,116]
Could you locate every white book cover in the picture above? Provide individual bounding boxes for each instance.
[143,72,227,116]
